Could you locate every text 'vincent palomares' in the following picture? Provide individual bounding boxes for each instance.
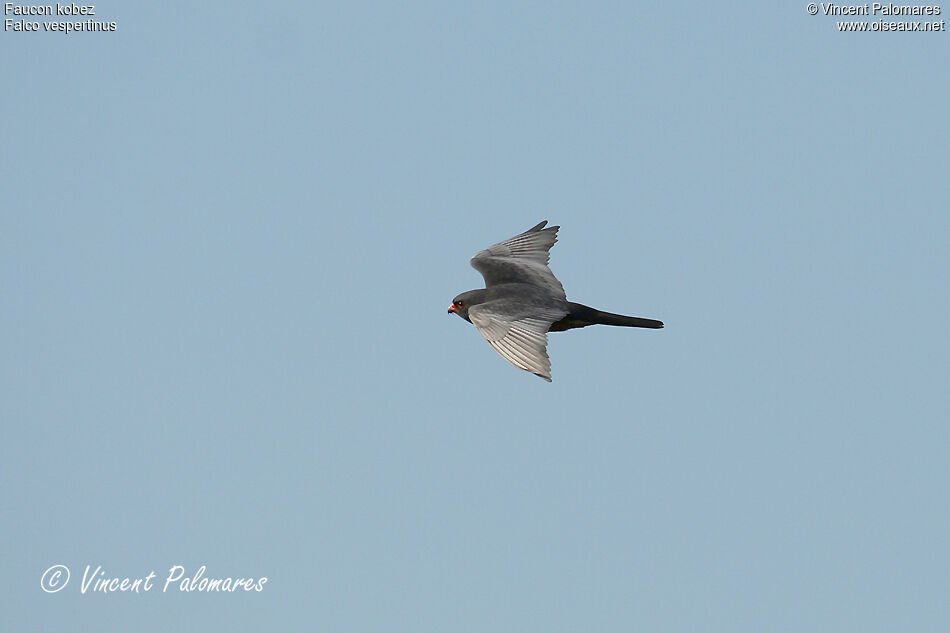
[817,3,941,15]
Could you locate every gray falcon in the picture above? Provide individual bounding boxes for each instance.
[448,221,663,381]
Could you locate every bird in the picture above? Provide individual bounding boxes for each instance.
[448,221,663,381]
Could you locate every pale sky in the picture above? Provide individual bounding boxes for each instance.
[3,3,949,631]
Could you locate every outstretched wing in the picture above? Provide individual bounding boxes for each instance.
[470,221,566,299]
[468,303,565,382]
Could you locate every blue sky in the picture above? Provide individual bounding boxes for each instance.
[3,2,949,631]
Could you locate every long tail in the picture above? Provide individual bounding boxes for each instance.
[549,302,664,332]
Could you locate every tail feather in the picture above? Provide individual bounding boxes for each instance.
[549,302,664,332]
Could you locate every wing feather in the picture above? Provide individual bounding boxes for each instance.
[468,307,563,381]
[470,221,566,298]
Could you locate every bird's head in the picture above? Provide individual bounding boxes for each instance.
[447,289,486,323]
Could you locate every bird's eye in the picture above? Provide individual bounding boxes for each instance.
[456,300,464,307]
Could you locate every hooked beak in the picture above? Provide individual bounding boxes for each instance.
[447,303,457,314]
